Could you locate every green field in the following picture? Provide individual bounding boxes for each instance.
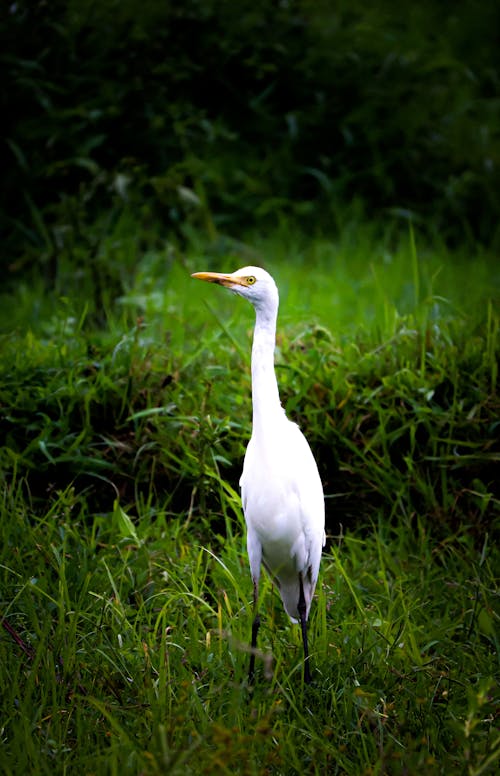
[1,222,499,774]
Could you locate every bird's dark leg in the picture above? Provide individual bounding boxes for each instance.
[248,578,260,683]
[298,574,312,684]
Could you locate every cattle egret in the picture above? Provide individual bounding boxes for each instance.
[192,266,325,683]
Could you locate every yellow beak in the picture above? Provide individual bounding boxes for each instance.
[192,271,246,288]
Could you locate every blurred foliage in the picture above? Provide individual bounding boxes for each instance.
[2,0,500,271]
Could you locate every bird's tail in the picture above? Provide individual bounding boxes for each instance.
[279,577,315,623]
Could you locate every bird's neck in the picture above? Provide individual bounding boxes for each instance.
[251,304,283,428]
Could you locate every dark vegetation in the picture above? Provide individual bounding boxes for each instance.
[2,0,500,276]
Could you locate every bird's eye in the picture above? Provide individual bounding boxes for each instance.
[246,276,257,285]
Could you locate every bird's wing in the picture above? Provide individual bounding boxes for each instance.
[286,421,325,568]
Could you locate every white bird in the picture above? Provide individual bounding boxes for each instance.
[192,266,325,683]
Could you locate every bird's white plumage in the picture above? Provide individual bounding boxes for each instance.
[241,413,324,621]
[192,264,325,678]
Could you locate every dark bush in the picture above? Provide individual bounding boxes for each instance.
[2,0,499,266]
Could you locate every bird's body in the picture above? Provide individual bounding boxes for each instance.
[243,417,324,621]
[192,265,325,682]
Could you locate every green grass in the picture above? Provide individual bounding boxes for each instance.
[1,485,498,774]
[1,221,499,773]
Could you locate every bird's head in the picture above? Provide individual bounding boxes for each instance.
[192,266,278,312]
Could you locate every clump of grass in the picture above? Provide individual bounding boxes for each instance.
[2,227,498,535]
